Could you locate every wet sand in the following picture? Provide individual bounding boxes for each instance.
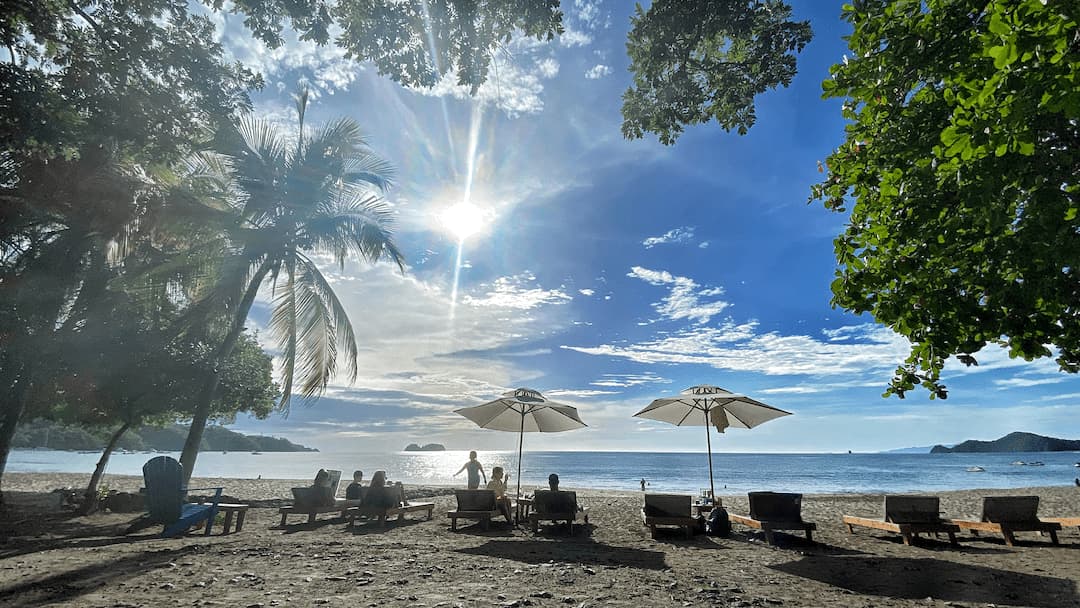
[2,472,1079,608]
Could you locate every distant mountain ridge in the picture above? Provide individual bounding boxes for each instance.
[14,419,317,452]
[931,432,1080,453]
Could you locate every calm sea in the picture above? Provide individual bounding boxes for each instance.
[8,449,1080,495]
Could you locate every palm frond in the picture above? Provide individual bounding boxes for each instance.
[341,153,396,192]
[269,257,298,413]
[297,254,359,384]
[306,187,405,271]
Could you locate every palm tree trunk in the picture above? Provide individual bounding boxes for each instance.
[0,372,30,507]
[179,261,273,483]
[81,420,131,515]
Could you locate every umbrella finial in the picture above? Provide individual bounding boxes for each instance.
[505,387,545,402]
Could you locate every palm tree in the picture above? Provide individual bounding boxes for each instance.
[177,89,404,482]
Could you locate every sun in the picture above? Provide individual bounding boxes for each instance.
[441,202,487,241]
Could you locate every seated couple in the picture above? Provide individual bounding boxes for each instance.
[346,470,407,508]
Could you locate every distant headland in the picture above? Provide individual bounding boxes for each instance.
[14,419,317,452]
[404,443,446,452]
[931,432,1080,453]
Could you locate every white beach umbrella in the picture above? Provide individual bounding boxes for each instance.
[634,385,792,500]
[454,388,587,500]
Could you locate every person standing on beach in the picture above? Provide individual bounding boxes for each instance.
[640,478,647,492]
[454,451,487,489]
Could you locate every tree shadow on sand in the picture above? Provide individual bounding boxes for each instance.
[457,539,668,570]
[0,545,204,608]
[0,513,172,560]
[769,555,1078,608]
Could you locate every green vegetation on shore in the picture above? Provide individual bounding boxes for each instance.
[931,432,1080,454]
[14,420,316,453]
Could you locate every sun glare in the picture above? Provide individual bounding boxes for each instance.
[441,202,487,241]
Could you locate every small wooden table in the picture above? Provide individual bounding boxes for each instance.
[692,502,717,517]
[515,497,533,523]
[216,503,250,534]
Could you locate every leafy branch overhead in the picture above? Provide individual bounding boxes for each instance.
[812,0,1079,398]
[621,1,813,144]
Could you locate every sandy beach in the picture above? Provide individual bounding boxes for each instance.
[2,472,1079,608]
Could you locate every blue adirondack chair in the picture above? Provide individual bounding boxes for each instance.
[142,456,222,538]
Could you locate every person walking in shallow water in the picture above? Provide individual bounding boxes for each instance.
[640,478,647,492]
[455,451,487,489]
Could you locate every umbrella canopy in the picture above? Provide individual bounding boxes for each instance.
[455,388,587,501]
[634,385,791,500]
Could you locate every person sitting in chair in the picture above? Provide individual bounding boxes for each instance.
[345,470,366,501]
[292,469,335,509]
[365,470,407,508]
[548,473,560,491]
[486,466,513,521]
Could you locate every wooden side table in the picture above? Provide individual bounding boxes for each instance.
[216,503,250,534]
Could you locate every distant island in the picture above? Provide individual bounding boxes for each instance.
[931,432,1080,453]
[14,419,317,452]
[404,443,446,452]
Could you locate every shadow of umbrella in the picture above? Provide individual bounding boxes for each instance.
[769,555,1078,608]
[456,538,669,570]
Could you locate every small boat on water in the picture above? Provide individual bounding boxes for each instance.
[1011,460,1026,466]
[1027,461,1044,466]
[1074,462,1080,467]
[250,451,262,455]
[966,466,986,472]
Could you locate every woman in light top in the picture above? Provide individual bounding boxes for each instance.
[486,466,512,521]
[454,450,487,489]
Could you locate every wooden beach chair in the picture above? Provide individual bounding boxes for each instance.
[141,456,222,538]
[642,493,698,539]
[278,470,351,525]
[528,490,588,534]
[729,491,816,544]
[843,495,959,546]
[346,486,435,528]
[1043,517,1080,532]
[448,489,509,531]
[949,496,1061,546]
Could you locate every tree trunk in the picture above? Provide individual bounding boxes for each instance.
[81,420,131,515]
[179,261,273,484]
[0,369,31,507]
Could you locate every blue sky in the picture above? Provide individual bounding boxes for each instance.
[207,1,1080,453]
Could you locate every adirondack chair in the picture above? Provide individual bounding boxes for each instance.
[448,489,509,531]
[729,491,817,544]
[142,456,222,538]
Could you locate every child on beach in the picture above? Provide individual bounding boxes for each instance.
[486,466,513,520]
[454,451,487,489]
[345,470,365,500]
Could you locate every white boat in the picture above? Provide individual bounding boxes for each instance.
[966,466,985,472]
[1011,460,1026,465]
[1074,462,1080,467]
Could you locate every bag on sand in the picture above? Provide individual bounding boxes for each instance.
[706,506,731,537]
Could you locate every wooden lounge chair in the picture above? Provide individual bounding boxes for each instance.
[729,491,816,544]
[1043,517,1080,532]
[949,496,1061,546]
[843,495,959,546]
[142,456,222,538]
[529,490,588,534]
[642,493,698,539]
[278,470,354,525]
[346,486,435,527]
[448,489,510,531]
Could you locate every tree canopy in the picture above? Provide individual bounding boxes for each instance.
[812,0,1079,397]
[621,0,812,144]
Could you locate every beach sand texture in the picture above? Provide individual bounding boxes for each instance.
[2,472,1079,608]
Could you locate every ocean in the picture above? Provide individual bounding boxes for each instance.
[8,449,1080,495]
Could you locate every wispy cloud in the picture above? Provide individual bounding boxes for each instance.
[590,373,672,388]
[463,272,573,310]
[642,226,696,248]
[585,64,612,79]
[627,267,729,324]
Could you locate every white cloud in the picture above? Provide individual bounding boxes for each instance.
[627,266,730,324]
[536,57,560,78]
[590,373,672,388]
[545,388,620,398]
[564,322,910,377]
[578,288,595,296]
[462,272,573,310]
[584,64,612,80]
[643,226,696,248]
[992,376,1069,388]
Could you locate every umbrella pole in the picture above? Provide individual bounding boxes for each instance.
[704,406,715,503]
[516,408,524,509]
